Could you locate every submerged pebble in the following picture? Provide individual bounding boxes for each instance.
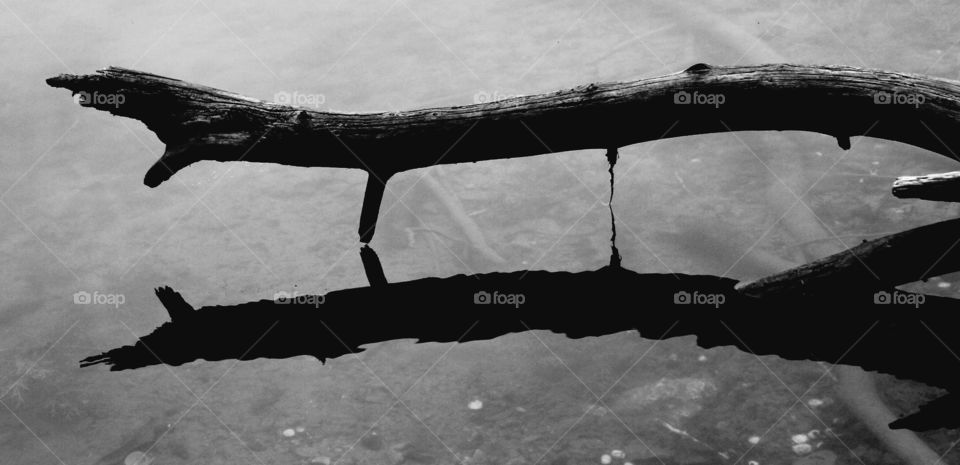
[124,451,153,465]
[600,454,612,464]
[792,443,813,455]
[282,428,296,437]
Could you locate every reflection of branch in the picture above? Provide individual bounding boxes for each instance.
[74,273,960,430]
[736,217,960,298]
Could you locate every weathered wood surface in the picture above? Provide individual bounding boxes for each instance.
[735,216,960,298]
[893,171,960,202]
[47,64,960,188]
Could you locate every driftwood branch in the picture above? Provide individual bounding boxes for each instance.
[893,171,960,202]
[47,64,960,188]
[735,217,960,298]
[48,64,960,243]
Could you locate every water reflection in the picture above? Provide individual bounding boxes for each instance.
[2,0,960,463]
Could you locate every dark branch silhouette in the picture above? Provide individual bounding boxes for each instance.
[46,64,960,188]
[736,216,960,298]
[47,64,960,243]
[76,265,960,431]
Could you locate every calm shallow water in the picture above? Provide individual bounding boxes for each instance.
[1,1,960,464]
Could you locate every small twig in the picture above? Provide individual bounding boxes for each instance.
[421,170,506,264]
[660,420,727,460]
[674,170,696,196]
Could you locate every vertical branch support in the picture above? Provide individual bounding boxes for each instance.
[606,147,621,268]
[359,171,391,243]
[360,245,388,287]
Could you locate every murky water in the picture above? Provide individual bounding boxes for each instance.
[2,0,960,464]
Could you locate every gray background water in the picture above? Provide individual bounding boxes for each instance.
[2,1,960,464]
